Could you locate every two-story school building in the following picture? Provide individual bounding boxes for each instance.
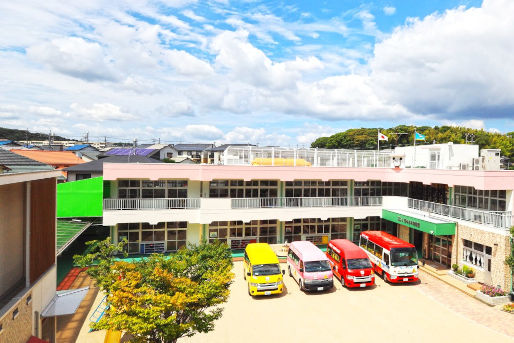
[100,147,514,291]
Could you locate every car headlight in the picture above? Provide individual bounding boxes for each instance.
[304,279,314,284]
[276,280,283,285]
[249,283,258,287]
[346,275,354,280]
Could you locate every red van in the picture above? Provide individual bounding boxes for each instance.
[326,239,375,288]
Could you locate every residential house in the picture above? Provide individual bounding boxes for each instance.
[10,150,85,181]
[171,143,213,163]
[64,155,164,182]
[64,144,101,162]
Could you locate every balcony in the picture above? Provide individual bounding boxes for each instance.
[231,196,382,209]
[408,198,512,231]
[103,198,201,210]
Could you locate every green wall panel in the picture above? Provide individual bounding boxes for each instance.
[382,209,455,236]
[57,177,103,217]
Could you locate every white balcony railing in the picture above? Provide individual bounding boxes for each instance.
[408,198,512,230]
[231,196,382,209]
[103,198,201,210]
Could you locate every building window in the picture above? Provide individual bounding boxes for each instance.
[285,180,348,198]
[208,220,277,248]
[354,181,381,197]
[76,173,92,180]
[209,180,278,198]
[284,217,347,243]
[454,186,506,211]
[117,222,186,253]
[118,179,188,199]
[462,239,492,271]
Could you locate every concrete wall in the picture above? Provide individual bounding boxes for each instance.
[188,180,201,198]
[0,183,25,300]
[453,223,511,290]
[187,223,202,245]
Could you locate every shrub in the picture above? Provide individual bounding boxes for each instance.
[452,264,459,272]
[481,284,508,297]
[502,303,514,313]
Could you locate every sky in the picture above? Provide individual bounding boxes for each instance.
[1,0,513,146]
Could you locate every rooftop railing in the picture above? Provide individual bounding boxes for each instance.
[223,146,392,168]
[231,196,382,209]
[408,198,512,231]
[104,198,200,210]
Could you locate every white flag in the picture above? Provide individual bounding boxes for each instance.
[378,132,388,141]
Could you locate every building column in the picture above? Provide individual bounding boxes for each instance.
[347,217,354,242]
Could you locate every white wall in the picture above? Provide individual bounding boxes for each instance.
[394,144,479,169]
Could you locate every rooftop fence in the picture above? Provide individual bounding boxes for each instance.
[408,198,512,231]
[223,146,392,168]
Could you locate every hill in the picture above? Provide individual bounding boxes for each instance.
[0,127,71,142]
[311,125,514,158]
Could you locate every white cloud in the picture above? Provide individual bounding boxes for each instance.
[222,126,290,146]
[383,6,396,16]
[27,37,119,81]
[182,9,206,22]
[184,124,223,140]
[441,119,485,130]
[164,49,213,76]
[70,103,138,121]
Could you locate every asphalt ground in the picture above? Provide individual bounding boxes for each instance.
[183,261,513,343]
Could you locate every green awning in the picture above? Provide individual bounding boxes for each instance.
[382,209,456,235]
[57,220,92,256]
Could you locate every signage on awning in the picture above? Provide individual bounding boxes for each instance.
[382,209,456,235]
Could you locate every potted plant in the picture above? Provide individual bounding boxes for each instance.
[476,284,510,306]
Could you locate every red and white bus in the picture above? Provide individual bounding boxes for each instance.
[359,231,419,283]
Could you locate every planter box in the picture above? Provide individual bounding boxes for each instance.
[475,291,511,306]
[447,270,476,284]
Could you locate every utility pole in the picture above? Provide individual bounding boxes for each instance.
[85,132,89,143]
[104,136,107,148]
[25,128,29,146]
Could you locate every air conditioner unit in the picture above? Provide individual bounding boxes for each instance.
[459,163,468,170]
[473,165,480,170]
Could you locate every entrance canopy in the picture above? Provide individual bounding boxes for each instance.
[41,287,89,317]
[382,209,455,235]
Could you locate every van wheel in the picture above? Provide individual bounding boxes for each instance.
[288,266,292,277]
[299,279,304,291]
[244,269,246,280]
[248,284,251,296]
[341,276,345,288]
[383,272,388,283]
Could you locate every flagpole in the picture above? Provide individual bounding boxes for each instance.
[377,128,380,167]
[413,129,417,168]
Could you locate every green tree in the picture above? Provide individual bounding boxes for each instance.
[75,241,234,343]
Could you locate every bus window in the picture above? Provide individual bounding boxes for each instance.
[384,253,390,266]
[375,245,383,258]
[359,236,367,249]
[391,248,418,266]
[367,241,376,254]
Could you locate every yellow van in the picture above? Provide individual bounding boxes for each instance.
[244,243,285,296]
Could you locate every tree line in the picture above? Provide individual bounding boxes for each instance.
[311,125,514,158]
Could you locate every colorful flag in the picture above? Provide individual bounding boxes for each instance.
[378,132,388,141]
[415,132,426,140]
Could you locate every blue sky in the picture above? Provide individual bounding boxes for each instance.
[0,0,512,146]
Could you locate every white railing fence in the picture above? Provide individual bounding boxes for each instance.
[231,196,382,209]
[408,198,512,230]
[103,198,200,210]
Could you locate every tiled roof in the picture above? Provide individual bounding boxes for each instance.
[173,143,213,151]
[10,149,85,167]
[64,155,164,172]
[0,149,49,166]
[0,140,12,145]
[105,148,157,156]
[64,144,93,151]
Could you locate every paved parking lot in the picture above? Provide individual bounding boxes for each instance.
[183,261,513,343]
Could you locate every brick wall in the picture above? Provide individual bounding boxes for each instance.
[0,292,33,343]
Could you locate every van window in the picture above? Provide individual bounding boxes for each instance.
[300,261,304,270]
[384,253,390,266]
[244,252,249,263]
[289,250,300,265]
[328,247,340,262]
[367,241,376,254]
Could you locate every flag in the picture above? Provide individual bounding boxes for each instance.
[415,132,426,140]
[378,132,388,141]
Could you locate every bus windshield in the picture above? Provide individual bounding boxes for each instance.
[304,260,331,273]
[391,248,418,266]
[252,264,281,276]
[347,258,372,270]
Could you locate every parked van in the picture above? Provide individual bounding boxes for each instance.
[287,241,333,291]
[326,239,375,288]
[244,243,284,296]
